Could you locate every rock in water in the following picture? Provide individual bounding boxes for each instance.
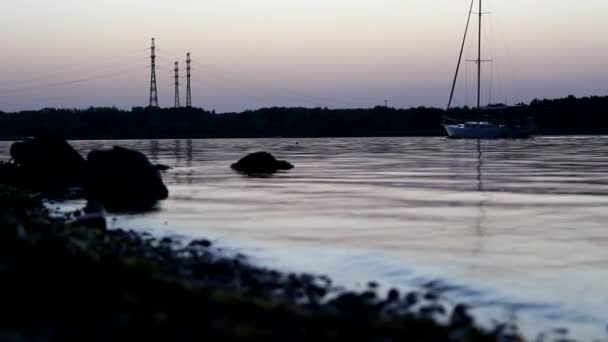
[84,147,169,211]
[155,164,173,171]
[231,152,294,175]
[9,134,86,192]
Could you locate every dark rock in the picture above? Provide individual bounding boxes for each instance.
[84,201,104,214]
[9,134,86,192]
[330,292,369,314]
[419,304,446,317]
[0,162,21,187]
[231,152,294,175]
[70,213,107,231]
[361,291,377,302]
[189,239,212,248]
[424,291,439,301]
[160,237,174,246]
[155,164,172,171]
[387,288,400,302]
[69,202,106,230]
[84,146,169,212]
[405,292,418,307]
[450,304,474,328]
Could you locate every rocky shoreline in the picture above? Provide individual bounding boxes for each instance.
[0,185,525,341]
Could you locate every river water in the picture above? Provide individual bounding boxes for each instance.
[3,137,608,340]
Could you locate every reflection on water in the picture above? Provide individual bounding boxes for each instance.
[474,140,487,257]
[1,136,608,339]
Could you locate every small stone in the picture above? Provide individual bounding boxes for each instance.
[387,288,400,302]
[424,292,439,301]
[189,239,212,248]
[451,304,474,328]
[71,214,107,231]
[405,292,418,306]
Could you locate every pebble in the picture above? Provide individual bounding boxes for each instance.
[405,292,418,306]
[387,289,400,302]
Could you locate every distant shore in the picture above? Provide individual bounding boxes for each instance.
[6,131,608,143]
[0,95,607,141]
[8,131,608,142]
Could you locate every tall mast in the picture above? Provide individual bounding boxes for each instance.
[477,0,482,110]
[447,0,475,111]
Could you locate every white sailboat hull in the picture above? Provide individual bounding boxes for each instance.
[443,123,531,139]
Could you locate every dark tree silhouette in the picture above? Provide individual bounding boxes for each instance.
[0,95,607,140]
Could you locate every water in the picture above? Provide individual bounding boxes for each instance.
[3,137,608,340]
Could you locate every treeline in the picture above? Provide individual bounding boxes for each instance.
[529,95,608,133]
[0,95,607,140]
[0,106,444,140]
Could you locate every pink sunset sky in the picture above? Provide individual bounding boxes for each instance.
[1,0,607,112]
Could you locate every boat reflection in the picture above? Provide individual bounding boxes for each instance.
[473,139,487,255]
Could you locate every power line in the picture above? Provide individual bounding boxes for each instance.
[190,60,370,108]
[0,68,140,98]
[2,55,143,90]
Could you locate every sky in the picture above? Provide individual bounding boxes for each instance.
[1,0,607,112]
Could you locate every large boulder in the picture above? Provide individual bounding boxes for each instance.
[9,134,86,192]
[0,162,22,187]
[231,152,294,175]
[84,147,169,211]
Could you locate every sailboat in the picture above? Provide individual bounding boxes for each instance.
[442,0,533,139]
